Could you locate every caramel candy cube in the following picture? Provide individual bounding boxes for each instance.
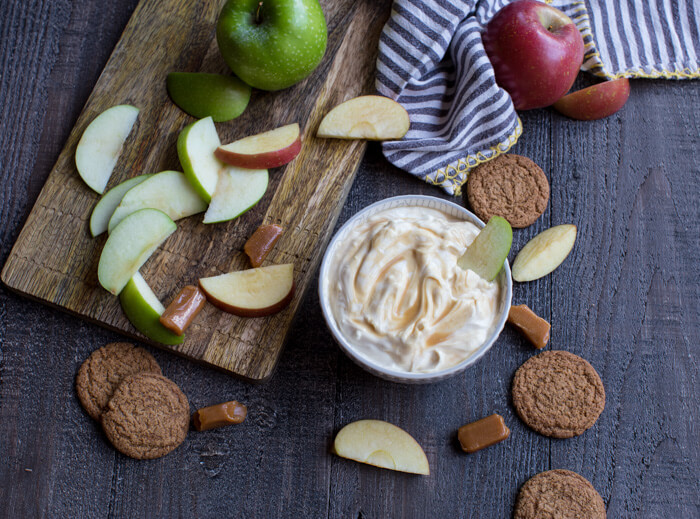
[159,285,206,335]
[508,304,551,349]
[244,224,284,267]
[193,401,247,431]
[458,414,510,453]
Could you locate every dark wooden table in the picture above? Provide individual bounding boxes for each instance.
[1,1,698,518]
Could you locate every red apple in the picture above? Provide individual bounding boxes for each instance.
[199,264,295,317]
[215,123,301,169]
[483,0,584,110]
[553,78,630,120]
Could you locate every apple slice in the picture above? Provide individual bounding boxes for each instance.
[457,216,513,281]
[75,105,139,194]
[167,72,251,122]
[119,272,184,345]
[202,166,268,224]
[512,224,577,282]
[333,420,430,475]
[89,175,151,237]
[177,116,223,202]
[98,208,176,295]
[553,78,630,120]
[107,170,207,232]
[317,95,410,140]
[199,263,294,317]
[215,123,301,169]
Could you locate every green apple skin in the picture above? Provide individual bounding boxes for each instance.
[120,273,184,345]
[457,216,512,281]
[216,0,327,91]
[177,117,222,203]
[167,72,251,122]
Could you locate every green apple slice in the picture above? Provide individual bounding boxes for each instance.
[120,272,184,345]
[75,105,139,194]
[457,216,512,281]
[98,208,176,295]
[202,166,268,224]
[89,175,151,237]
[167,72,251,122]
[177,116,223,203]
[108,170,207,232]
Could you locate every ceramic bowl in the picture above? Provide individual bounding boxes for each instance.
[318,195,512,384]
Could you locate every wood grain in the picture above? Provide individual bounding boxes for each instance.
[0,0,391,381]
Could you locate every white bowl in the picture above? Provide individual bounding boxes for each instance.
[318,195,513,384]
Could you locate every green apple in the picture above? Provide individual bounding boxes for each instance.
[98,208,176,295]
[216,0,328,91]
[120,272,184,345]
[457,216,512,281]
[90,175,151,237]
[203,165,268,224]
[167,72,251,122]
[108,170,207,232]
[177,116,223,203]
[75,105,139,194]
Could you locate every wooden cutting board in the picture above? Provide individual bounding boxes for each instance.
[1,0,391,382]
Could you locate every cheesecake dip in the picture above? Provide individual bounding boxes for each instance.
[325,205,501,374]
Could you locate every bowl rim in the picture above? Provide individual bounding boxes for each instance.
[318,194,513,383]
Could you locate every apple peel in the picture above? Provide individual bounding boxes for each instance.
[199,263,294,317]
[120,272,184,345]
[216,123,301,169]
[553,78,630,120]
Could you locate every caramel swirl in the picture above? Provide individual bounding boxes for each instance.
[328,207,499,373]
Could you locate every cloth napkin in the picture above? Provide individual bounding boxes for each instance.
[376,0,700,195]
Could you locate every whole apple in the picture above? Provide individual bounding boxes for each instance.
[216,0,327,91]
[483,0,584,110]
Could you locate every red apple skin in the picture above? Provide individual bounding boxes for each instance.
[215,136,301,169]
[483,0,584,110]
[199,280,295,317]
[553,78,630,120]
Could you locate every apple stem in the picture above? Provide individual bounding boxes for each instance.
[255,2,263,24]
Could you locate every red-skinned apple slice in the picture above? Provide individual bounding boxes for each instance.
[215,123,301,169]
[199,264,294,317]
[553,78,630,120]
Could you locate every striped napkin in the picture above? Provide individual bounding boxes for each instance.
[377,0,700,195]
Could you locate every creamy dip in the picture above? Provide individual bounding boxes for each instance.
[327,206,500,374]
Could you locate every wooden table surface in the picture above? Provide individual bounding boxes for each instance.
[1,1,698,518]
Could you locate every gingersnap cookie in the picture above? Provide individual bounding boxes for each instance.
[76,342,162,420]
[466,154,549,228]
[101,373,189,459]
[512,350,605,438]
[514,469,606,519]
